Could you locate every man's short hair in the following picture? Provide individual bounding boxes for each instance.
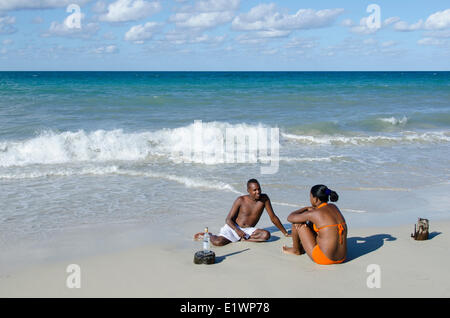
[247,178,260,188]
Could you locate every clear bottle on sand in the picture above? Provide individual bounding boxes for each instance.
[203,227,210,253]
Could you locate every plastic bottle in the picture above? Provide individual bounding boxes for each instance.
[203,227,210,253]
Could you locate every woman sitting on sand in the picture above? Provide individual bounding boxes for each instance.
[283,185,347,265]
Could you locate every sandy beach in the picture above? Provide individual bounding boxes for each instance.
[1,0,450,303]
[1,218,449,298]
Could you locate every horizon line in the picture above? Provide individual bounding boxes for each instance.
[1,70,449,72]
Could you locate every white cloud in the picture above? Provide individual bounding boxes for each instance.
[169,0,239,30]
[362,38,377,45]
[381,40,397,48]
[231,3,276,31]
[346,16,400,35]
[0,15,17,34]
[324,37,405,58]
[424,29,450,38]
[162,0,239,49]
[261,48,278,55]
[2,38,13,45]
[284,37,318,49]
[170,11,234,29]
[164,28,225,45]
[42,13,99,38]
[194,0,239,13]
[92,1,108,14]
[417,37,447,46]
[394,20,423,32]
[235,33,267,45]
[412,9,450,47]
[341,19,353,27]
[232,4,344,31]
[91,45,118,54]
[102,31,116,40]
[100,0,161,23]
[124,21,160,43]
[389,9,450,33]
[233,28,291,44]
[383,17,401,26]
[231,4,342,48]
[0,0,90,11]
[254,29,290,38]
[348,17,380,34]
[424,9,450,30]
[191,34,225,44]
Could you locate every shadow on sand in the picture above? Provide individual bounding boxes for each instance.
[428,231,442,239]
[215,248,250,264]
[261,224,290,243]
[346,234,397,262]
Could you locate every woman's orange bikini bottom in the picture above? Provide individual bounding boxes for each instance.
[311,244,345,265]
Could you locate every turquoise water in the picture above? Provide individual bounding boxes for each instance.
[0,72,449,247]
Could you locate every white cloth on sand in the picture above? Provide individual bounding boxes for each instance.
[218,224,258,242]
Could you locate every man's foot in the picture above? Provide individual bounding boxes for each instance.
[193,232,204,241]
[282,245,303,255]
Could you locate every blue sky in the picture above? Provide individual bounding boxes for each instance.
[0,0,449,70]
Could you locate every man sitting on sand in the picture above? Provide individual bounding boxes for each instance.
[194,179,290,246]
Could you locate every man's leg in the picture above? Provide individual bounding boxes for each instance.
[246,229,270,242]
[194,232,232,246]
[210,234,232,246]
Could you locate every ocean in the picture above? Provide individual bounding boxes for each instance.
[0,71,449,260]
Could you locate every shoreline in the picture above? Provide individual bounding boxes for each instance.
[1,218,449,297]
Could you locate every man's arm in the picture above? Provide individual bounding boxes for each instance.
[264,195,290,237]
[225,197,246,239]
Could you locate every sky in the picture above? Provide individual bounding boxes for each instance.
[0,0,449,71]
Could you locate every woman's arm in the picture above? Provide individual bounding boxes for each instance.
[287,207,314,224]
[290,206,313,214]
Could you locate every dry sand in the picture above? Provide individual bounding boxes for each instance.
[1,219,449,298]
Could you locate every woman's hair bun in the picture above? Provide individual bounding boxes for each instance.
[311,184,339,202]
[329,190,339,202]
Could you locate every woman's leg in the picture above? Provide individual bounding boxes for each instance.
[296,223,317,259]
[282,224,306,255]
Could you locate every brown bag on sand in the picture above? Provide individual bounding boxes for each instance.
[411,218,429,241]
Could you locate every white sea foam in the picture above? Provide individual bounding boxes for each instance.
[0,165,120,179]
[347,187,411,192]
[116,169,242,194]
[0,130,155,167]
[341,208,367,214]
[378,116,408,125]
[282,131,450,145]
[2,122,448,168]
[0,122,279,167]
[271,201,299,208]
[0,165,241,194]
[276,156,348,162]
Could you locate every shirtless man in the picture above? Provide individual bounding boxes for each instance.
[194,179,290,246]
